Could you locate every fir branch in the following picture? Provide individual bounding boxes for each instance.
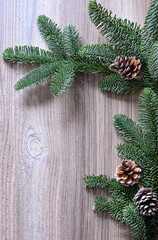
[148,41,158,79]
[138,88,158,153]
[107,178,137,202]
[146,213,158,240]
[63,25,83,58]
[150,156,158,195]
[50,61,75,97]
[116,143,146,164]
[88,1,142,57]
[93,195,108,212]
[93,196,125,222]
[74,60,110,74]
[84,174,136,201]
[123,204,147,240]
[83,175,108,188]
[2,46,55,65]
[141,0,158,58]
[14,62,59,90]
[79,44,121,65]
[113,114,143,144]
[99,73,144,95]
[37,15,65,58]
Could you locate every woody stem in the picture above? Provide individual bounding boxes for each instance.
[109,63,119,73]
[138,182,144,189]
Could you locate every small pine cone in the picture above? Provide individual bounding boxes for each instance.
[114,56,141,79]
[115,160,141,186]
[133,188,158,216]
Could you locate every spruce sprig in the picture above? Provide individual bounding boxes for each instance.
[2,0,158,96]
[88,0,142,57]
[84,88,158,240]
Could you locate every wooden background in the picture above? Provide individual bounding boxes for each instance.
[0,0,151,239]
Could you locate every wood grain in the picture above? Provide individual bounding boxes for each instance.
[0,0,152,239]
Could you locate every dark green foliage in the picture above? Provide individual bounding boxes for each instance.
[93,196,147,239]
[138,88,158,153]
[146,213,158,240]
[88,1,142,57]
[50,61,75,97]
[83,174,108,188]
[84,88,158,240]
[93,196,125,222]
[99,73,144,95]
[123,204,147,240]
[63,25,83,58]
[75,60,110,75]
[148,41,158,79]
[2,46,55,65]
[37,15,65,58]
[141,0,158,58]
[113,114,143,144]
[79,44,121,65]
[14,62,59,90]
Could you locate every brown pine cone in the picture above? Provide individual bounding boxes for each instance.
[114,56,141,79]
[115,160,141,186]
[133,188,158,216]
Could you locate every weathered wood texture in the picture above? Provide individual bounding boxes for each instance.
[0,0,151,239]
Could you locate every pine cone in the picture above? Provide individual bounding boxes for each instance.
[114,56,141,79]
[115,160,141,186]
[133,188,158,216]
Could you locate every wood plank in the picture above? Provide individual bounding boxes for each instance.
[0,0,151,239]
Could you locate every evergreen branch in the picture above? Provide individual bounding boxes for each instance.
[37,15,65,58]
[84,174,136,201]
[88,1,142,57]
[93,196,125,222]
[148,41,158,79]
[123,204,147,240]
[141,0,158,58]
[93,195,108,212]
[83,175,108,188]
[2,46,55,65]
[99,73,144,94]
[79,44,121,65]
[146,213,158,240]
[138,88,158,152]
[50,61,75,97]
[63,25,83,58]
[150,156,158,195]
[14,62,59,90]
[107,178,137,202]
[74,60,110,74]
[113,114,144,144]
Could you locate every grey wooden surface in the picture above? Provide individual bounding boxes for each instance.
[0,0,151,240]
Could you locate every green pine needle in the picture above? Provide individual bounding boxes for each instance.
[141,0,158,58]
[79,44,121,65]
[83,175,108,188]
[99,73,144,94]
[37,15,66,58]
[88,1,142,57]
[113,114,143,144]
[148,41,158,79]
[3,46,55,65]
[93,196,125,222]
[50,61,75,97]
[138,88,158,153]
[123,204,147,240]
[63,25,83,58]
[14,62,59,90]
